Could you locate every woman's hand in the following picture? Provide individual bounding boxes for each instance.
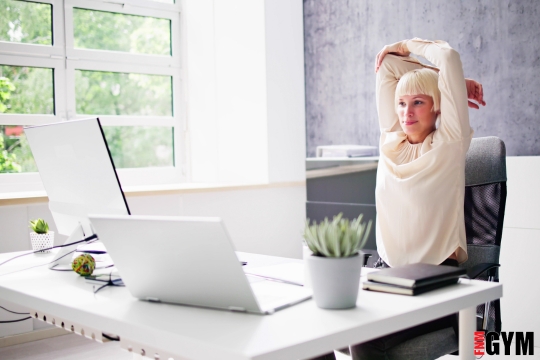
[375,40,410,73]
[465,78,486,109]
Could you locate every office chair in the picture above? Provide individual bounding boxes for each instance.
[363,136,507,359]
[308,137,506,360]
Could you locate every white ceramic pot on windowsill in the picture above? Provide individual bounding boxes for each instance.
[30,231,54,253]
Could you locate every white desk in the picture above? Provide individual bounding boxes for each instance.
[0,251,502,360]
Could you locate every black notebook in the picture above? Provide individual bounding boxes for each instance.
[362,278,460,296]
[367,263,467,288]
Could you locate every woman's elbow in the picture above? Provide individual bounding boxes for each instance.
[440,47,461,66]
[379,54,403,70]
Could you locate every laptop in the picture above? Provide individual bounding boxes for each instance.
[88,214,312,314]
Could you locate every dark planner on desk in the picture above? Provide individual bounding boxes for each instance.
[367,263,467,288]
[362,278,460,296]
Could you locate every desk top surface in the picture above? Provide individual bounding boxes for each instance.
[0,251,502,360]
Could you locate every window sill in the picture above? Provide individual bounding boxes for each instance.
[0,181,307,206]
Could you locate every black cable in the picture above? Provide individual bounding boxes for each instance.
[0,306,29,315]
[93,283,111,294]
[102,333,120,341]
[0,234,98,268]
[0,306,31,325]
[0,316,32,323]
[92,271,124,295]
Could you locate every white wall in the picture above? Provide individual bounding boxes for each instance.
[185,0,306,184]
[264,0,307,183]
[499,156,540,337]
[0,201,59,253]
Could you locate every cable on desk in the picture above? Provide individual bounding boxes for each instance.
[0,305,30,315]
[102,332,120,341]
[0,316,32,323]
[91,271,124,295]
[0,234,98,268]
[0,305,31,324]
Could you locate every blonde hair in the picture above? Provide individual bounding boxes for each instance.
[395,68,440,112]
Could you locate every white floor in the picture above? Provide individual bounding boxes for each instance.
[0,333,538,360]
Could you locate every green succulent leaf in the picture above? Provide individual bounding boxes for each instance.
[302,212,372,258]
[29,218,49,234]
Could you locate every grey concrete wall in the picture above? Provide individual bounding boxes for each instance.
[304,0,540,157]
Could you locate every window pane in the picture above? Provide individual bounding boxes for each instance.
[0,125,37,173]
[0,0,52,45]
[102,126,173,169]
[73,9,171,55]
[0,66,54,114]
[75,70,172,116]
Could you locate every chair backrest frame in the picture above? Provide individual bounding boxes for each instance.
[462,136,507,333]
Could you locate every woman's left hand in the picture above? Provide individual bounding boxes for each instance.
[465,78,486,109]
[375,40,410,73]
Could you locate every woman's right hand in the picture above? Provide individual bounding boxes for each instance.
[375,40,410,73]
[465,78,486,109]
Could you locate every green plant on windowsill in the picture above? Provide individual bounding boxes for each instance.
[29,218,50,234]
[303,213,372,258]
[29,219,54,253]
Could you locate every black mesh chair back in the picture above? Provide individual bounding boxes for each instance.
[460,136,507,332]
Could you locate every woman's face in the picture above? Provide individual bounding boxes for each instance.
[397,94,439,144]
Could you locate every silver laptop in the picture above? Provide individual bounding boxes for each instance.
[88,214,312,314]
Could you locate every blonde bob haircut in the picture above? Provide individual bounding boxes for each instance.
[395,68,440,113]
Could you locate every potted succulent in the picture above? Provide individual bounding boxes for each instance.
[29,218,54,253]
[303,213,372,309]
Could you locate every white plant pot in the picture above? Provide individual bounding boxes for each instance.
[30,232,54,253]
[307,253,362,309]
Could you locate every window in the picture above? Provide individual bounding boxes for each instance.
[0,0,184,187]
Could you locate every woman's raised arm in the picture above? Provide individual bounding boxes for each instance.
[405,38,472,140]
[375,41,424,132]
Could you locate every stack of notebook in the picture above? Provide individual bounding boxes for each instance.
[362,263,467,296]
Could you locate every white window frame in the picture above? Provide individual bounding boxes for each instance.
[0,0,186,192]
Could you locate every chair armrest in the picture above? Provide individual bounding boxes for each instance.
[467,263,500,279]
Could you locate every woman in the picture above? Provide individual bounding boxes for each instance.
[310,38,486,360]
[373,38,484,270]
[354,37,485,360]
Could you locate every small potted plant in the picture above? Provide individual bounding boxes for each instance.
[303,213,372,309]
[29,218,54,253]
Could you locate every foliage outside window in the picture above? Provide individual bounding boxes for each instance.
[75,70,172,116]
[73,9,171,55]
[0,0,52,45]
[0,0,181,176]
[0,75,38,172]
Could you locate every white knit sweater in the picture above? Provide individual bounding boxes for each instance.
[375,39,473,267]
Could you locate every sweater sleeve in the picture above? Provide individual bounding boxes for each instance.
[406,38,471,141]
[376,54,424,132]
